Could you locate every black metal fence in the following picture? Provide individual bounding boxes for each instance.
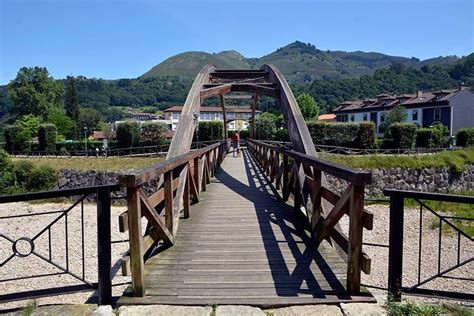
[383,189,473,301]
[0,185,121,305]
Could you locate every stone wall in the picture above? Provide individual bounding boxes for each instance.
[326,165,474,196]
[58,165,474,199]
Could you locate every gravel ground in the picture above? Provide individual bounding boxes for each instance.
[339,205,473,306]
[0,202,134,311]
[1,202,472,311]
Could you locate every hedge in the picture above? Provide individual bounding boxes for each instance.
[3,125,31,152]
[456,128,474,147]
[197,121,224,142]
[38,124,57,152]
[415,128,431,148]
[140,122,168,144]
[116,122,140,148]
[274,129,290,142]
[390,123,417,149]
[306,122,375,149]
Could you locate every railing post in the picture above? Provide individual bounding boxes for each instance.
[127,185,145,296]
[193,157,200,196]
[164,171,174,233]
[282,154,289,197]
[96,186,112,305]
[388,191,404,301]
[183,165,190,219]
[347,184,364,294]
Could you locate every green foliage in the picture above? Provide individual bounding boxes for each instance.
[383,106,407,136]
[256,112,277,140]
[38,124,57,152]
[430,123,450,147]
[14,115,41,136]
[390,123,417,149]
[0,149,13,171]
[46,108,76,138]
[13,160,35,185]
[78,108,103,132]
[64,76,81,123]
[197,121,224,142]
[415,128,431,148]
[296,93,319,120]
[321,148,474,173]
[456,128,474,147]
[140,122,168,144]
[8,67,63,120]
[116,122,141,148]
[4,125,31,152]
[385,300,446,316]
[307,121,375,149]
[274,129,290,142]
[25,165,58,192]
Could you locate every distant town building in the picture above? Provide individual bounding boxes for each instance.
[163,106,262,131]
[127,111,159,121]
[318,113,336,122]
[333,87,473,136]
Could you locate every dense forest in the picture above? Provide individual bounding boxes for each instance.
[0,53,472,122]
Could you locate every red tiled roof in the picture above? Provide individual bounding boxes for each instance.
[164,106,261,113]
[319,114,336,120]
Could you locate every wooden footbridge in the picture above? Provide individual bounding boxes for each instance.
[117,65,375,306]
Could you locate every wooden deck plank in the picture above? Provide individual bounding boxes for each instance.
[118,148,374,306]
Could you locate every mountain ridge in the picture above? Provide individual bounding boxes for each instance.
[140,41,462,83]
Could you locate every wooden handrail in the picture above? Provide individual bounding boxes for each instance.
[247,138,373,294]
[119,139,230,296]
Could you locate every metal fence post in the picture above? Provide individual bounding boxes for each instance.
[97,186,112,305]
[387,191,404,301]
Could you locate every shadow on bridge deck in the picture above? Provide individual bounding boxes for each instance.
[118,148,374,307]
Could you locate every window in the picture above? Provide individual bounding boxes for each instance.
[338,115,348,122]
[380,113,385,122]
[350,114,355,122]
[172,112,178,120]
[434,108,441,121]
[412,110,418,121]
[362,114,368,121]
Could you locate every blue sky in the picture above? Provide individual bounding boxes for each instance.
[1,0,472,84]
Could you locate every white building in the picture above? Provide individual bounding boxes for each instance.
[163,106,261,131]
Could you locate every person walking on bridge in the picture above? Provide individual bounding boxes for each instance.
[231,131,240,157]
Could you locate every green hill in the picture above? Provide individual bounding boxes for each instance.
[140,41,461,83]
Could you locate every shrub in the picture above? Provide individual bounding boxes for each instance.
[415,128,432,148]
[430,123,450,147]
[456,127,474,147]
[307,122,375,149]
[390,123,417,149]
[197,121,224,141]
[255,112,277,140]
[3,125,31,152]
[0,149,12,171]
[38,124,57,152]
[13,160,35,185]
[274,129,290,142]
[116,122,140,148]
[140,122,168,144]
[357,122,376,149]
[25,165,58,192]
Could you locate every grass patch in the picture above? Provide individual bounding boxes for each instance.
[22,300,37,316]
[12,157,163,172]
[385,300,446,315]
[319,148,474,173]
[405,190,474,237]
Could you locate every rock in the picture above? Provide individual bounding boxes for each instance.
[118,305,212,316]
[92,305,114,316]
[340,303,387,315]
[215,305,265,316]
[272,305,342,316]
[32,304,97,315]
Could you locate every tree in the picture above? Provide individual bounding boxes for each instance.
[14,115,41,137]
[64,76,81,123]
[382,105,407,136]
[78,108,103,132]
[256,112,277,140]
[116,122,140,148]
[296,93,319,120]
[46,108,76,139]
[8,67,63,120]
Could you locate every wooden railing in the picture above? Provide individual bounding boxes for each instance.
[118,140,230,296]
[247,139,373,294]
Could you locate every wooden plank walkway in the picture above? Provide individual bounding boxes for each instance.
[118,149,374,307]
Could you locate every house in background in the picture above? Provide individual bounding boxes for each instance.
[333,87,474,136]
[163,106,261,131]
